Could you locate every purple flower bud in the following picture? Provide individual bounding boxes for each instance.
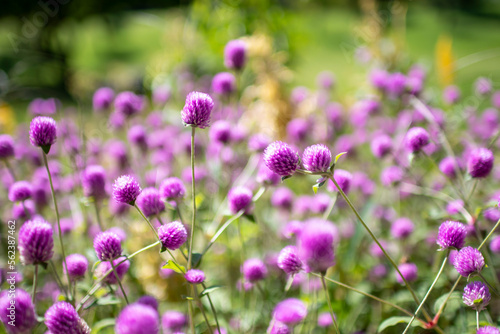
[212,72,236,95]
[181,91,214,129]
[328,169,352,194]
[242,258,267,282]
[64,254,88,280]
[478,326,500,334]
[395,263,418,284]
[370,240,389,258]
[385,72,407,97]
[489,235,500,253]
[380,166,404,187]
[128,125,148,151]
[0,289,37,333]
[446,199,464,215]
[467,148,494,178]
[162,311,187,333]
[184,269,205,284]
[82,165,107,200]
[214,328,228,334]
[317,312,335,327]
[256,164,281,186]
[271,187,294,210]
[95,256,130,284]
[248,133,271,153]
[228,186,253,214]
[137,295,159,311]
[224,39,247,70]
[475,77,492,96]
[437,220,467,250]
[152,85,171,105]
[405,127,430,153]
[492,91,500,109]
[93,231,122,261]
[0,134,15,159]
[45,301,90,334]
[8,181,33,202]
[158,221,187,250]
[302,144,332,173]
[112,175,141,205]
[463,281,491,311]
[159,177,186,201]
[277,245,303,275]
[370,264,388,279]
[273,298,307,325]
[114,91,144,117]
[18,219,54,265]
[317,71,335,90]
[454,246,485,277]
[28,98,58,115]
[29,116,57,151]
[370,68,389,90]
[391,217,414,239]
[136,187,165,217]
[93,87,114,111]
[263,141,300,177]
[268,321,291,334]
[209,120,232,144]
[12,199,36,220]
[439,157,460,178]
[371,134,392,158]
[115,303,160,334]
[287,118,309,143]
[298,220,336,273]
[443,85,460,104]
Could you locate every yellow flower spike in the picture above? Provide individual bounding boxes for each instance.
[436,34,455,87]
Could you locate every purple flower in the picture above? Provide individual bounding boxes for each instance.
[256,164,281,186]
[395,263,418,284]
[439,157,460,178]
[128,125,148,151]
[405,127,430,153]
[181,91,214,129]
[114,91,143,117]
[268,321,291,334]
[273,298,307,325]
[248,133,271,152]
[446,199,464,215]
[263,141,300,177]
[371,134,392,158]
[12,200,36,220]
[477,326,500,334]
[302,144,332,173]
[0,134,15,159]
[228,186,253,214]
[18,219,54,265]
[271,187,294,210]
[298,220,336,273]
[184,269,206,284]
[475,77,492,96]
[93,87,114,111]
[443,85,460,104]
[317,312,335,327]
[328,169,353,194]
[242,258,267,282]
[162,311,187,333]
[287,118,309,142]
[277,245,303,275]
[95,256,130,284]
[113,175,141,205]
[212,72,236,95]
[82,165,107,200]
[463,281,491,311]
[137,295,159,311]
[8,181,33,202]
[0,289,37,333]
[209,120,232,144]
[370,68,389,90]
[437,220,467,250]
[391,217,414,239]
[385,72,407,97]
[93,231,122,261]
[454,246,485,277]
[317,71,335,90]
[64,254,89,280]
[115,303,159,334]
[153,85,171,105]
[29,116,57,152]
[224,39,247,70]
[158,221,187,250]
[380,166,404,187]
[159,177,186,201]
[45,301,90,334]
[489,235,500,253]
[467,148,494,178]
[136,187,165,217]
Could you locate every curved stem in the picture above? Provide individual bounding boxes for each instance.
[201,282,221,334]
[49,260,68,299]
[134,204,159,241]
[93,201,104,231]
[111,261,129,305]
[320,273,340,334]
[32,264,38,304]
[199,210,244,261]
[322,192,338,220]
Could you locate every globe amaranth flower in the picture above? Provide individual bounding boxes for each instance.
[29,98,58,115]
[248,133,271,153]
[82,165,107,200]
[136,187,165,217]
[115,303,159,334]
[184,269,206,284]
[242,258,268,282]
[468,148,494,178]
[137,295,159,311]
[439,156,460,178]
[224,39,247,70]
[271,187,294,210]
[93,231,122,261]
[112,175,141,205]
[212,72,236,95]
[268,321,291,334]
[0,134,15,159]
[395,263,418,284]
[64,254,89,280]
[45,301,90,334]
[158,221,188,250]
[228,186,253,214]
[264,141,300,177]
[475,77,492,96]
[93,87,114,111]
[443,85,460,104]
[454,246,485,277]
[209,120,232,145]
[298,220,336,273]
[277,245,303,275]
[317,312,335,327]
[327,169,353,194]
[287,118,309,142]
[257,164,281,186]
[114,91,144,117]
[405,127,430,153]
[128,124,148,151]
[437,220,467,250]
[380,165,404,187]
[18,219,54,265]
[273,298,307,325]
[371,134,392,158]
[391,217,414,239]
[0,288,37,333]
[302,144,332,173]
[478,326,500,334]
[463,281,491,311]
[95,256,130,284]
[162,311,187,333]
[489,235,500,253]
[8,181,33,202]
[181,91,214,129]
[29,116,57,153]
[159,177,186,201]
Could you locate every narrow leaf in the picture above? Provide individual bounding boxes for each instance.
[200,285,224,297]
[162,261,185,274]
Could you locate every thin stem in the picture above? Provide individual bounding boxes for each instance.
[134,204,160,241]
[4,159,16,180]
[193,285,213,334]
[199,210,244,261]
[21,200,31,219]
[32,264,38,303]
[434,277,461,321]
[165,249,186,273]
[42,151,71,301]
[93,201,104,231]
[188,126,196,334]
[320,273,340,334]
[252,186,266,202]
[477,310,480,330]
[175,204,184,223]
[479,218,500,249]
[157,215,165,225]
[111,261,129,305]
[478,272,500,296]
[322,192,338,220]
[49,261,68,299]
[466,179,479,204]
[201,282,221,334]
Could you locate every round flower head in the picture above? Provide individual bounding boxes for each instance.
[93,87,114,111]
[268,321,291,334]
[0,289,37,333]
[114,91,143,117]
[137,295,159,311]
[468,148,494,178]
[242,258,268,282]
[271,187,294,210]
[263,141,300,177]
[273,298,307,325]
[443,85,460,104]
[405,127,430,153]
[257,163,281,186]
[95,256,130,284]
[371,134,392,158]
[248,133,271,152]
[212,72,236,95]
[439,156,460,178]
[381,165,404,187]
[391,217,414,239]
[478,326,500,334]
[158,221,188,250]
[328,169,353,194]
[489,235,500,253]
[437,220,467,250]
[159,177,186,201]
[318,312,335,327]
[8,181,33,202]
[463,281,491,311]
[45,301,90,334]
[82,165,107,200]
[115,303,159,334]
[228,186,253,214]
[302,144,332,173]
[136,187,165,217]
[395,263,418,284]
[475,77,492,96]
[162,311,187,333]
[317,71,335,90]
[298,220,336,273]
[93,231,122,261]
[277,245,303,275]
[287,118,309,142]
[18,219,54,265]
[184,269,205,284]
[64,253,89,280]
[0,134,15,159]
[181,91,214,129]
[113,175,141,205]
[454,246,485,277]
[224,39,247,70]
[209,120,232,145]
[29,116,57,152]
[128,125,148,150]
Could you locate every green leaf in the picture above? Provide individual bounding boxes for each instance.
[96,295,121,306]
[281,175,292,182]
[312,183,319,194]
[191,253,203,268]
[160,245,167,253]
[334,152,347,164]
[40,262,48,270]
[433,292,462,315]
[199,285,223,297]
[91,318,116,333]
[244,213,256,223]
[161,260,185,274]
[377,316,423,332]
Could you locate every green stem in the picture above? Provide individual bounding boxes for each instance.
[320,273,340,334]
[193,285,213,334]
[94,201,104,231]
[4,159,16,180]
[322,192,338,220]
[32,264,38,304]
[134,204,160,241]
[188,126,196,334]
[157,215,165,225]
[478,272,500,296]
[165,249,186,273]
[477,310,480,330]
[111,261,129,305]
[175,204,184,223]
[49,261,68,299]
